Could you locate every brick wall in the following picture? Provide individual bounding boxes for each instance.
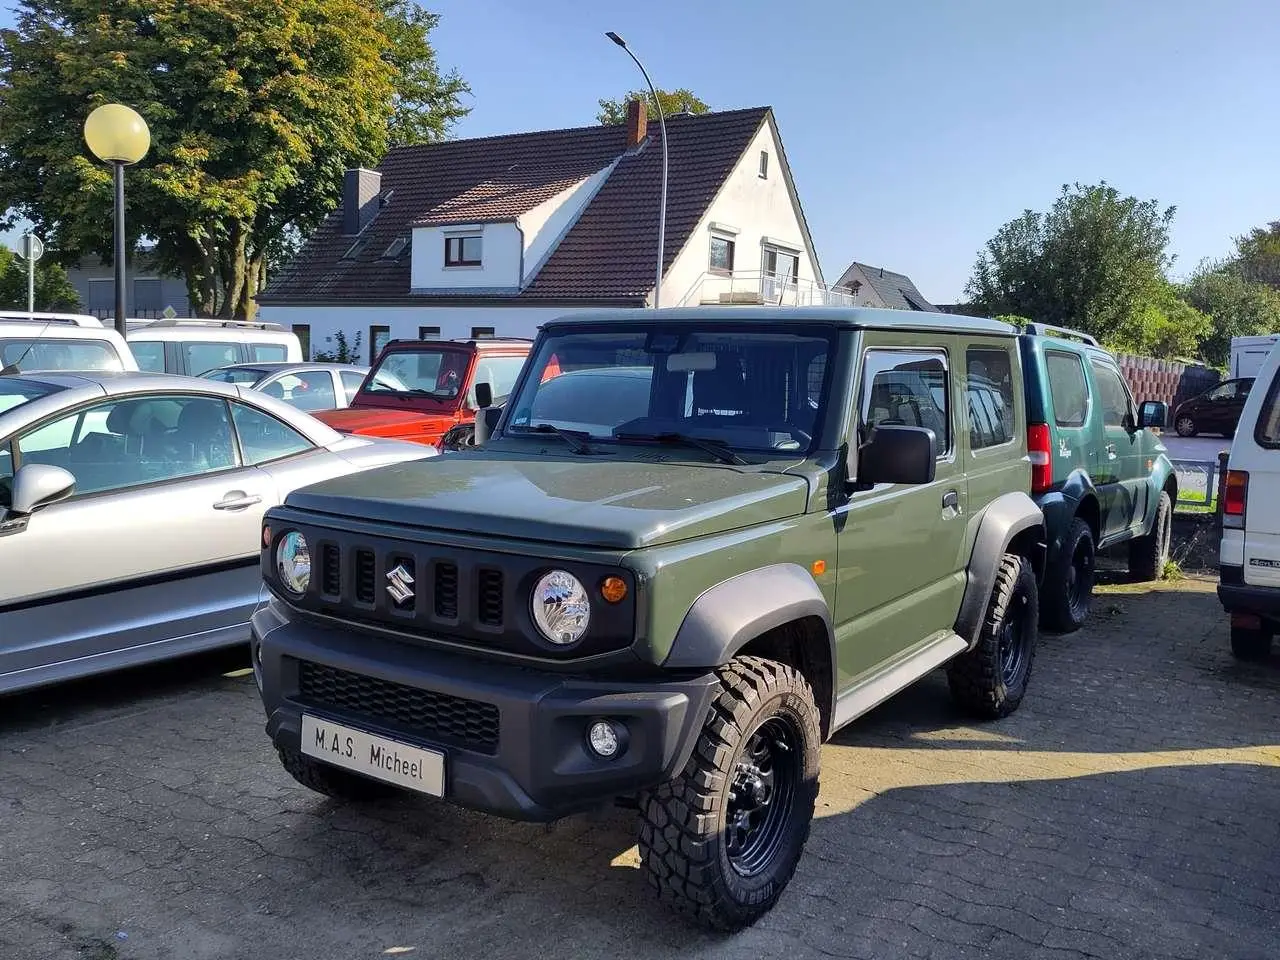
[1116,354,1219,409]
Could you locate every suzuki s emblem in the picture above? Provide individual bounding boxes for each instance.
[386,563,416,605]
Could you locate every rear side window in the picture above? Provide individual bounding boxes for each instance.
[966,348,1015,449]
[184,341,240,375]
[0,338,124,372]
[251,343,288,362]
[1045,351,1089,427]
[1255,370,1280,448]
[130,341,166,372]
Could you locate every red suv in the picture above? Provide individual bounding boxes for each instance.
[314,338,532,449]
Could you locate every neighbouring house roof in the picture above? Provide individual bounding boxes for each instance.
[260,107,776,305]
[834,261,938,312]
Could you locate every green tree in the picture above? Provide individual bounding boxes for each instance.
[1181,258,1280,367]
[964,181,1176,347]
[596,88,710,125]
[1109,277,1210,360]
[0,245,82,311]
[0,0,470,321]
[1232,220,1280,288]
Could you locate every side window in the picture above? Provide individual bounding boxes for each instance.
[270,370,336,411]
[470,356,528,404]
[1206,381,1236,401]
[966,348,1016,449]
[251,343,288,363]
[1090,361,1132,427]
[1256,371,1280,448]
[860,349,950,456]
[230,402,315,465]
[0,440,13,509]
[184,341,240,376]
[1239,379,1254,398]
[1045,351,1089,427]
[14,395,236,496]
[340,370,365,403]
[130,341,166,372]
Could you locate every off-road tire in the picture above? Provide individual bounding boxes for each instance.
[1230,625,1273,662]
[1040,517,1095,633]
[1174,414,1198,437]
[637,656,821,932]
[1128,490,1172,582]
[277,745,399,802]
[947,553,1038,720]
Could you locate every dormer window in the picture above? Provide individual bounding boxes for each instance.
[445,235,482,267]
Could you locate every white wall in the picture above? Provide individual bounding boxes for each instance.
[410,222,522,291]
[663,119,821,308]
[521,162,616,283]
[257,304,608,360]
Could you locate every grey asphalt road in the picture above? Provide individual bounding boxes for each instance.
[3,578,1279,960]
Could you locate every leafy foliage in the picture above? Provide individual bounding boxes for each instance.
[597,88,710,125]
[1108,278,1210,360]
[1180,258,1280,367]
[311,328,363,364]
[964,181,1176,347]
[1233,221,1280,288]
[0,0,470,320]
[0,244,82,311]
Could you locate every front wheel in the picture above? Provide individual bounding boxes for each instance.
[1128,490,1172,582]
[1174,415,1198,437]
[637,656,821,932]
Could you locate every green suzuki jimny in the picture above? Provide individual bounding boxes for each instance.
[252,307,1046,931]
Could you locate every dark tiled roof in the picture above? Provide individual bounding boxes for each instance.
[259,107,772,304]
[834,261,938,312]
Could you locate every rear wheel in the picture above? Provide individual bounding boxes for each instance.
[1128,490,1172,581]
[1230,625,1273,662]
[1174,414,1198,437]
[1040,518,1095,633]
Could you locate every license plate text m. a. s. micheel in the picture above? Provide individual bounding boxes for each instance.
[301,714,445,797]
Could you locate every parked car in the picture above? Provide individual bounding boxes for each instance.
[0,313,138,374]
[1171,377,1255,438]
[126,317,303,376]
[1017,323,1175,632]
[251,306,1046,931]
[199,362,403,413]
[0,370,435,695]
[1217,340,1280,660]
[313,337,531,450]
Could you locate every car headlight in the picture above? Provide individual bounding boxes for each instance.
[531,570,590,645]
[276,531,311,595]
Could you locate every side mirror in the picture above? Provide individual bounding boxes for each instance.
[474,381,493,410]
[1138,400,1167,430]
[473,405,503,446]
[9,463,76,516]
[854,425,937,487]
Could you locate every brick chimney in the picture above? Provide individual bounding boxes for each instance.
[625,98,648,149]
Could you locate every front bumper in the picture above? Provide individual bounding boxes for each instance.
[251,601,718,821]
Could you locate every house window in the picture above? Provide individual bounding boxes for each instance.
[445,235,482,267]
[369,324,390,363]
[381,235,410,260]
[709,235,735,275]
[418,326,441,341]
[293,324,311,361]
[758,151,769,179]
[471,326,495,339]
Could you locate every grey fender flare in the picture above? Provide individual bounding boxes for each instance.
[954,491,1045,648]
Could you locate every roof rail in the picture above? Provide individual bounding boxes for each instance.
[0,311,104,328]
[1022,322,1099,346]
[126,317,286,331]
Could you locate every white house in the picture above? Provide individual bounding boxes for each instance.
[256,102,848,363]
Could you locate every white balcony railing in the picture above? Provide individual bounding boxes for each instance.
[677,271,860,308]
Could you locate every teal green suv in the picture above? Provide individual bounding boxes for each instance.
[1017,324,1175,632]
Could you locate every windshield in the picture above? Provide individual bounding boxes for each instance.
[0,338,124,372]
[201,367,268,385]
[363,349,467,399]
[504,327,834,454]
[0,377,62,415]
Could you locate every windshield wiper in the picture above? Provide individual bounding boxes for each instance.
[614,431,747,465]
[524,422,594,455]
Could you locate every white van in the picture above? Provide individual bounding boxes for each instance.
[0,313,138,373]
[125,318,303,376]
[1218,338,1280,660]
[1230,334,1279,380]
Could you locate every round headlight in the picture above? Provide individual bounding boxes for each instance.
[531,570,590,645]
[276,531,311,595]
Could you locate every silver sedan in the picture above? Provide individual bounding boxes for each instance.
[0,370,436,695]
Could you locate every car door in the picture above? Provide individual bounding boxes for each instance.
[0,393,276,686]
[1223,379,1254,434]
[1088,357,1145,538]
[832,336,969,686]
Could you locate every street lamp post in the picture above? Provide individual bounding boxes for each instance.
[83,104,151,337]
[606,31,668,309]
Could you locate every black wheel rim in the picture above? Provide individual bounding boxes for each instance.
[1067,537,1094,620]
[724,715,800,878]
[998,594,1030,686]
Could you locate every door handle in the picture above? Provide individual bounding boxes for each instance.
[213,492,262,511]
[942,490,959,510]
[1106,443,1117,460]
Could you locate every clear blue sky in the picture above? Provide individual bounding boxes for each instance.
[4,0,1279,302]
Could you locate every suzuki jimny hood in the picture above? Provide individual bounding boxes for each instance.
[314,407,453,442]
[282,453,810,549]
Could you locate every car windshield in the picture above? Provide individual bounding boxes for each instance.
[0,338,124,372]
[504,327,834,455]
[201,367,269,385]
[363,349,467,399]
[0,376,62,414]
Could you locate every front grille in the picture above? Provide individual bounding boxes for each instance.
[354,549,376,604]
[477,569,503,626]
[321,544,340,595]
[434,562,458,619]
[297,660,500,754]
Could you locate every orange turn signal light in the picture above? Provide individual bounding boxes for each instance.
[600,576,628,603]
[262,525,271,548]
[811,559,826,576]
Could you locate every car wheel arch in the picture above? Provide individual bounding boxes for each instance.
[955,491,1046,649]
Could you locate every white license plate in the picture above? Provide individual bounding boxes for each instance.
[301,714,445,797]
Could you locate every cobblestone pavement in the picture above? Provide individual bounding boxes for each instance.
[3,577,1280,960]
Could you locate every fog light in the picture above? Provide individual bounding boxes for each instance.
[587,720,620,758]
